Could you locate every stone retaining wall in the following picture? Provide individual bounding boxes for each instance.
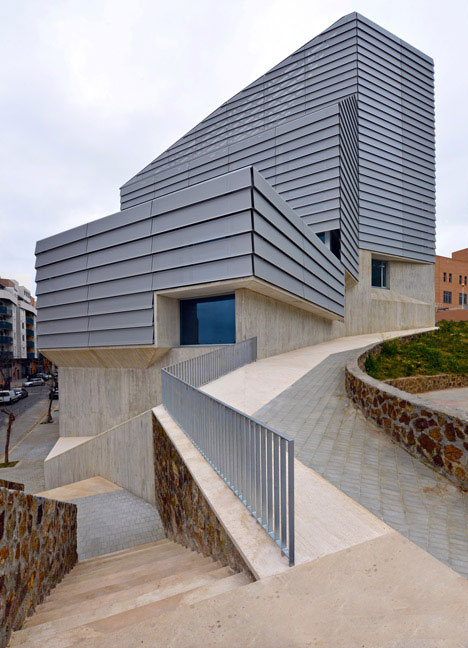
[0,486,77,648]
[0,479,24,491]
[346,345,468,491]
[385,374,468,394]
[152,414,252,576]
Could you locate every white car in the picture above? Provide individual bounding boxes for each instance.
[23,378,45,387]
[0,389,17,404]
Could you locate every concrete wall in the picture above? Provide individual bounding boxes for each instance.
[58,345,219,437]
[235,288,344,359]
[45,410,155,504]
[344,251,435,336]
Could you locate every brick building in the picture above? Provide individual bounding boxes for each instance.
[436,248,468,322]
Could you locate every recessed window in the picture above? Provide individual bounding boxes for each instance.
[371,259,388,288]
[443,291,452,304]
[459,293,467,306]
[180,294,235,345]
[449,273,452,283]
[443,272,447,282]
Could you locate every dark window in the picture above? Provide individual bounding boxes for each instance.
[449,273,452,283]
[460,275,463,285]
[465,276,467,285]
[443,291,452,304]
[459,293,467,306]
[317,232,326,244]
[371,259,388,288]
[443,272,446,282]
[180,294,235,345]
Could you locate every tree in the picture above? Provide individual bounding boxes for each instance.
[45,373,58,424]
[0,350,12,389]
[0,407,15,466]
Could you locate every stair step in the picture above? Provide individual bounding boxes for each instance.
[70,540,179,576]
[11,572,251,648]
[60,543,189,584]
[76,538,171,567]
[36,553,217,611]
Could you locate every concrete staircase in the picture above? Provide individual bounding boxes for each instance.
[9,539,252,647]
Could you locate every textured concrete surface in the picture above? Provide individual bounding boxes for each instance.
[67,489,165,560]
[423,386,468,417]
[255,349,468,579]
[37,476,122,500]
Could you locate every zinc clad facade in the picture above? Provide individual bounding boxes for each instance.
[35,168,344,349]
[121,13,435,264]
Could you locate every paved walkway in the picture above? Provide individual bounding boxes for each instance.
[0,413,59,493]
[254,350,468,578]
[423,386,468,417]
[38,478,165,560]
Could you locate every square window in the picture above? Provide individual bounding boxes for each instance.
[180,294,235,345]
[371,259,388,288]
[443,291,452,304]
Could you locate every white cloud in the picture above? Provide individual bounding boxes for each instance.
[0,0,467,295]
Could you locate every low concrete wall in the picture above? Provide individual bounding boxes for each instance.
[346,345,468,490]
[45,411,155,504]
[385,374,468,394]
[0,486,77,648]
[152,412,253,577]
[58,345,220,437]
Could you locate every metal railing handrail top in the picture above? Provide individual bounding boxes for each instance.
[161,367,294,444]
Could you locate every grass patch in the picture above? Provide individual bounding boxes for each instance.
[365,320,468,381]
[0,461,19,468]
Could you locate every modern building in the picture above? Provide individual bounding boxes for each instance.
[435,248,468,321]
[0,277,38,385]
[35,13,436,437]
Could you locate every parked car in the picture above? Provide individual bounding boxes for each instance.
[14,388,28,400]
[23,378,45,387]
[0,390,18,404]
[50,387,59,400]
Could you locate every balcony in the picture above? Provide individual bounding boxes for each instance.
[0,320,12,331]
[26,316,34,326]
[0,351,13,358]
[0,306,12,316]
[26,340,35,348]
[26,327,34,336]
[0,335,13,344]
[27,352,35,359]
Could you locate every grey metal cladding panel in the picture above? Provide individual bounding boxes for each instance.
[37,301,89,322]
[151,189,252,234]
[306,217,341,232]
[35,239,88,268]
[87,292,153,315]
[152,233,253,272]
[88,327,154,347]
[87,255,153,284]
[88,309,153,332]
[87,237,153,269]
[87,219,152,253]
[87,201,152,237]
[152,255,253,291]
[254,257,344,318]
[87,274,153,300]
[35,255,88,281]
[38,332,89,349]
[35,223,88,255]
[151,211,252,253]
[36,270,88,296]
[151,167,252,215]
[37,317,88,335]
[36,285,89,308]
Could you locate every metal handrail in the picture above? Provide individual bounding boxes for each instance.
[161,338,295,565]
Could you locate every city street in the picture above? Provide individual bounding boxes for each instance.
[0,383,51,458]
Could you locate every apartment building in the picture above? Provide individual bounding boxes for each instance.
[436,248,468,321]
[0,277,38,385]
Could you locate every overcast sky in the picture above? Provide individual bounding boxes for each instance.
[0,0,466,293]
